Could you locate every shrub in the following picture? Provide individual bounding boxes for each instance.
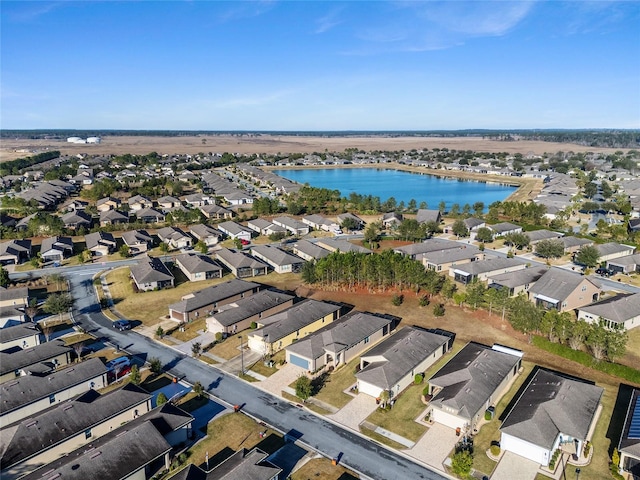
[215,332,223,342]
[156,392,168,406]
[422,385,430,396]
[414,373,423,385]
[433,303,445,317]
[155,326,164,338]
[490,445,500,456]
[484,411,492,421]
[250,321,257,329]
[391,294,404,306]
[451,451,473,478]
[419,295,430,307]
[583,441,591,458]
[149,357,162,375]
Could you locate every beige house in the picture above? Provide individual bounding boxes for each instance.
[0,323,41,351]
[421,246,485,274]
[96,196,121,212]
[0,340,72,384]
[529,268,600,312]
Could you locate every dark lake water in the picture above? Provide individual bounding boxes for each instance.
[273,168,517,209]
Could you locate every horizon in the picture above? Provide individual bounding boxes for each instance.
[2,1,639,131]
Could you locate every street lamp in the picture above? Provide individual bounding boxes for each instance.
[238,335,244,375]
[575,468,581,480]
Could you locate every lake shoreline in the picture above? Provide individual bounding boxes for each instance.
[264,162,543,203]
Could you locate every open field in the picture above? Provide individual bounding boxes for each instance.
[0,134,628,162]
[291,457,359,480]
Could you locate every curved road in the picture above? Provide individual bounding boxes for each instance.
[20,265,450,480]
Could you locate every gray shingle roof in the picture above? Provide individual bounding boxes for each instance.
[579,293,640,324]
[416,209,441,224]
[421,246,482,265]
[130,257,174,284]
[99,209,129,223]
[316,238,371,254]
[596,242,636,256]
[487,266,548,289]
[252,300,341,342]
[0,323,39,345]
[176,253,222,275]
[501,369,603,449]
[0,358,108,415]
[560,236,592,249]
[0,339,72,376]
[84,231,116,250]
[452,257,526,276]
[356,327,449,391]
[287,311,393,360]
[210,290,294,327]
[394,238,461,257]
[40,236,73,254]
[189,224,222,240]
[489,222,522,234]
[168,448,281,480]
[0,383,151,468]
[250,245,304,267]
[429,342,522,420]
[121,229,153,246]
[169,279,260,314]
[218,221,252,236]
[529,267,598,302]
[292,240,330,260]
[0,286,29,302]
[525,229,564,243]
[215,248,269,271]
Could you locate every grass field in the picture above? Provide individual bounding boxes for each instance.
[291,457,359,480]
[313,358,360,409]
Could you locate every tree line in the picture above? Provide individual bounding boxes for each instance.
[0,151,60,176]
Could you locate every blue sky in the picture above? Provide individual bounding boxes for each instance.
[2,1,639,130]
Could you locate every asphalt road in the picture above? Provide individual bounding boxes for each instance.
[58,269,449,480]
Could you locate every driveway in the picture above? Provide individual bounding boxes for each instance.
[407,423,459,472]
[491,451,539,480]
[329,394,377,430]
[258,363,305,395]
[174,331,217,356]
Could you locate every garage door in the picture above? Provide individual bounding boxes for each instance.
[288,354,310,370]
[501,433,549,465]
[358,381,382,399]
[432,408,466,430]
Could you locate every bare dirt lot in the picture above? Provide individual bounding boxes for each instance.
[0,134,626,162]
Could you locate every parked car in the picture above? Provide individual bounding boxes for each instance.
[105,356,131,372]
[595,267,614,277]
[113,320,132,331]
[240,239,250,245]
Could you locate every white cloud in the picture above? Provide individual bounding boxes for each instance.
[314,7,345,34]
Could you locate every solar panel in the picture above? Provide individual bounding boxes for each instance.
[630,396,640,439]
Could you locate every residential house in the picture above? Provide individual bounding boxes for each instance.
[302,214,340,233]
[292,239,330,261]
[618,388,640,479]
[0,323,41,351]
[0,286,30,327]
[184,193,211,208]
[96,196,121,212]
[560,236,593,254]
[250,245,304,274]
[217,221,253,242]
[394,238,462,260]
[223,191,254,206]
[428,343,522,432]
[528,267,600,312]
[167,448,282,480]
[99,209,129,226]
[578,293,640,330]
[65,200,89,212]
[0,384,152,480]
[272,216,310,236]
[594,242,635,262]
[247,218,287,236]
[286,311,395,372]
[356,326,451,400]
[337,212,366,230]
[420,245,484,274]
[0,339,73,384]
[19,403,193,480]
[316,238,372,254]
[463,217,486,232]
[122,229,154,255]
[215,248,269,278]
[175,253,223,282]
[199,204,234,220]
[127,195,153,211]
[134,207,166,224]
[449,257,527,284]
[606,254,640,274]
[0,358,108,427]
[628,218,640,233]
[416,209,442,225]
[0,239,32,265]
[488,222,523,237]
[130,257,175,292]
[84,231,117,257]
[157,226,193,250]
[157,196,182,212]
[189,224,223,247]
[500,368,603,466]
[168,279,261,323]
[486,266,548,297]
[381,212,403,229]
[61,210,92,231]
[206,290,295,336]
[247,300,342,355]
[525,229,564,245]
[40,236,74,263]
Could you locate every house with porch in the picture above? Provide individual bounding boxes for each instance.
[0,286,30,328]
[420,245,484,274]
[175,253,223,282]
[217,221,253,242]
[577,293,640,330]
[99,209,129,227]
[199,204,234,220]
[84,231,117,257]
[0,339,73,384]
[560,236,593,254]
[302,214,340,233]
[428,342,522,432]
[247,300,342,355]
[486,266,548,297]
[488,222,523,237]
[449,256,527,284]
[96,196,121,212]
[356,326,451,400]
[0,239,31,265]
[272,216,310,236]
[135,207,165,223]
[338,212,366,230]
[292,239,330,261]
[247,218,286,237]
[606,254,640,274]
[129,257,174,292]
[215,248,269,278]
[157,226,193,250]
[250,245,304,274]
[618,387,640,479]
[0,323,41,351]
[381,212,403,229]
[528,267,600,312]
[594,242,636,262]
[500,368,603,467]
[285,311,395,372]
[206,290,294,336]
[40,236,74,263]
[122,229,153,255]
[189,224,223,247]
[127,194,153,211]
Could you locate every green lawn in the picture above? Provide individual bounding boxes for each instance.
[359,425,409,450]
[249,350,285,377]
[313,358,360,409]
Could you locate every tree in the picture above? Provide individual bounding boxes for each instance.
[567,320,590,350]
[193,381,205,398]
[465,281,486,310]
[604,325,628,361]
[433,303,445,316]
[586,323,607,360]
[43,293,73,321]
[195,241,208,254]
[379,390,391,408]
[503,232,530,250]
[535,239,565,259]
[475,227,493,243]
[472,201,485,217]
[73,342,85,362]
[397,219,427,241]
[451,450,473,478]
[191,341,202,357]
[149,357,163,375]
[0,266,9,287]
[118,244,131,258]
[159,242,169,253]
[574,245,600,268]
[451,220,469,238]
[584,181,598,198]
[129,364,141,385]
[295,375,312,402]
[364,223,380,248]
[25,299,39,322]
[156,392,168,406]
[340,217,359,232]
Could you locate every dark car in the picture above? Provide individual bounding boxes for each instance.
[113,320,132,331]
[595,267,614,277]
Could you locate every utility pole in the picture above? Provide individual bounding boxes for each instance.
[238,335,244,375]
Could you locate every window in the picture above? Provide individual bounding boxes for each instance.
[364,336,370,344]
[49,394,56,404]
[85,429,92,439]
[581,285,587,291]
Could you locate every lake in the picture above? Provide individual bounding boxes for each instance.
[273,168,517,209]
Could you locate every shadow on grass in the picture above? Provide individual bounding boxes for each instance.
[255,433,286,455]
[198,446,235,470]
[606,383,635,457]
[179,395,209,413]
[142,375,172,392]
